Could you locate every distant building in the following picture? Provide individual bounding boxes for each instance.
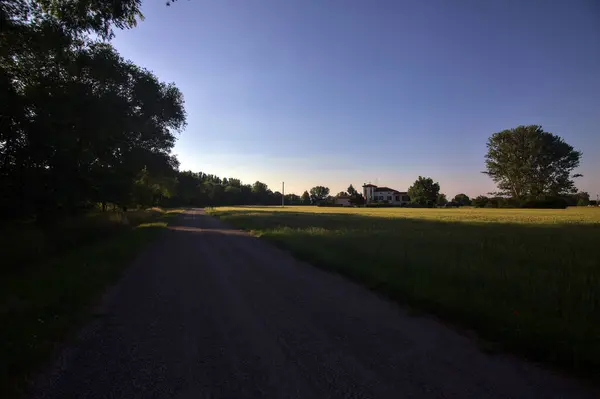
[362,183,410,205]
[334,195,352,206]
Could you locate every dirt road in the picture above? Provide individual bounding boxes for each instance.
[32,209,596,398]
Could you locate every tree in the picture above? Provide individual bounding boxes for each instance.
[407,176,440,207]
[272,191,283,206]
[301,190,311,205]
[349,194,365,206]
[484,125,582,200]
[436,193,448,206]
[251,181,270,204]
[577,198,589,206]
[452,193,471,206]
[347,184,357,196]
[575,191,590,206]
[38,0,144,39]
[336,191,349,198]
[285,193,300,205]
[472,195,490,208]
[252,181,269,194]
[0,0,185,220]
[224,185,242,205]
[309,186,330,203]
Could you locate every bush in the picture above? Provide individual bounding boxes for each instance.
[473,196,568,209]
[365,203,400,208]
[577,198,590,206]
[520,198,568,209]
[472,196,490,208]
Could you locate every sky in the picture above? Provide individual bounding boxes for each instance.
[112,0,600,198]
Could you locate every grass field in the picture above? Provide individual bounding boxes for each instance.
[208,206,600,376]
[0,208,183,398]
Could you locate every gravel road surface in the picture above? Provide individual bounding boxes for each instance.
[31,209,597,399]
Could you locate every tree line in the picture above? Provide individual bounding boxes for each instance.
[1,0,185,222]
[1,0,590,222]
[167,171,310,207]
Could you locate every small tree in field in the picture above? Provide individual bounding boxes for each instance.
[472,195,490,208]
[453,193,471,206]
[301,191,311,204]
[309,186,330,203]
[347,184,357,196]
[408,176,440,207]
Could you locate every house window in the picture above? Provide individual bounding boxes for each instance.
[395,195,400,201]
[402,195,410,202]
[387,196,392,201]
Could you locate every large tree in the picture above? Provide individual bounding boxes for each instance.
[0,0,185,220]
[484,125,582,199]
[309,186,330,203]
[408,176,440,206]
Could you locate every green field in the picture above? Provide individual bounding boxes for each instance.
[208,206,600,376]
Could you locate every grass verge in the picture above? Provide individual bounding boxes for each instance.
[208,206,600,379]
[0,208,183,398]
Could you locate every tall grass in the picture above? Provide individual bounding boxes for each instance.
[208,206,600,377]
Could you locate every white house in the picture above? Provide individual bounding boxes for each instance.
[363,183,410,205]
[334,195,352,206]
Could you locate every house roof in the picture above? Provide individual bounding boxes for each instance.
[362,183,377,187]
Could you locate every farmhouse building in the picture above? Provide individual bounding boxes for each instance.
[363,183,410,205]
[334,195,352,206]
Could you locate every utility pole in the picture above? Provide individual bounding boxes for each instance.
[282,182,285,207]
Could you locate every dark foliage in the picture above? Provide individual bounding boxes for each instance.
[0,0,185,223]
[408,176,440,207]
[484,125,582,199]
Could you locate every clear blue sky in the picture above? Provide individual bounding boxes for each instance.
[112,0,600,198]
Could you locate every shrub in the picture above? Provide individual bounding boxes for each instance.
[472,196,490,208]
[577,198,590,206]
[520,198,568,209]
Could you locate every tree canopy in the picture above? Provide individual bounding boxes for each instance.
[452,194,471,206]
[407,177,440,207]
[484,125,582,200]
[436,193,448,206]
[0,0,185,221]
[347,184,357,196]
[309,186,330,203]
